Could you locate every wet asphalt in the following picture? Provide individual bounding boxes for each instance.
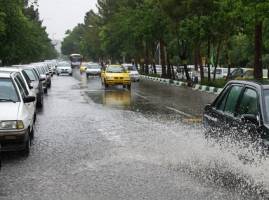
[0,71,265,200]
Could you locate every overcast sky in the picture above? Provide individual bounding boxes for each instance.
[38,0,97,40]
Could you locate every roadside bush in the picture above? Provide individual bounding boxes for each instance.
[201,79,228,88]
[148,73,161,78]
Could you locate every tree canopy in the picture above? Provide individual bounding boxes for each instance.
[0,0,57,65]
[62,0,269,80]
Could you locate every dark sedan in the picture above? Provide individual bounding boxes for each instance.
[203,80,269,148]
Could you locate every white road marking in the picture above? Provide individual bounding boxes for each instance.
[135,92,148,100]
[166,106,193,118]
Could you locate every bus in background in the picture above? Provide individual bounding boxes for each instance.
[69,54,83,68]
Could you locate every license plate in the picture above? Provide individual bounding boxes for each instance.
[5,136,16,140]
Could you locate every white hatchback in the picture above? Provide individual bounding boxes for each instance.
[122,64,140,82]
[0,72,36,155]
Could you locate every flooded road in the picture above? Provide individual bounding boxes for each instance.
[0,72,268,200]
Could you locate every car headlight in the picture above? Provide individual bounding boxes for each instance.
[0,121,24,130]
[106,76,113,80]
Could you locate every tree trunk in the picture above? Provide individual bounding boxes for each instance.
[144,43,149,75]
[213,41,222,81]
[198,46,204,82]
[139,59,144,74]
[160,39,166,78]
[254,20,263,80]
[194,46,199,71]
[207,39,211,82]
[167,53,172,79]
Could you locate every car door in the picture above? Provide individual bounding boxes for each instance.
[234,87,261,142]
[15,75,35,119]
[14,76,33,127]
[204,84,243,137]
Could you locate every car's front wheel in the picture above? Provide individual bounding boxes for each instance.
[22,131,31,156]
[104,82,109,89]
[37,94,43,108]
[127,85,131,90]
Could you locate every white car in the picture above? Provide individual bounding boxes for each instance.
[122,64,140,82]
[13,65,45,108]
[56,62,72,76]
[0,67,37,110]
[0,71,36,154]
[86,63,101,76]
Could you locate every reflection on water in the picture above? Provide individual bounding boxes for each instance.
[102,90,131,107]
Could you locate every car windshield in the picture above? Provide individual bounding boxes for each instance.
[58,62,71,67]
[87,64,100,69]
[106,66,125,73]
[38,67,45,74]
[244,70,254,77]
[23,69,38,81]
[125,65,136,71]
[0,78,19,102]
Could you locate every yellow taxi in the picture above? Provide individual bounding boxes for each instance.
[101,65,131,90]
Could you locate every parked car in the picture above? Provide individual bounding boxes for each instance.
[0,71,36,155]
[227,68,253,80]
[32,64,49,94]
[211,68,228,79]
[85,63,101,76]
[13,65,44,108]
[203,80,269,149]
[41,64,52,88]
[122,64,140,82]
[56,62,72,76]
[101,65,131,90]
[0,67,37,111]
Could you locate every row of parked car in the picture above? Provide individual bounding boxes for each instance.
[0,61,56,156]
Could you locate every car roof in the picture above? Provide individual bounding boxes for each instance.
[228,80,269,89]
[0,71,13,78]
[0,67,23,72]
[108,65,122,67]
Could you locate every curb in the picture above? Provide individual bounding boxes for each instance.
[140,75,222,95]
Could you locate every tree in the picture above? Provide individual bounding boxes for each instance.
[242,0,269,79]
[0,0,57,65]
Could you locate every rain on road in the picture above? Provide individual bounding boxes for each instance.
[0,71,268,200]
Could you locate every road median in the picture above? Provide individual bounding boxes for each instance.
[140,75,222,95]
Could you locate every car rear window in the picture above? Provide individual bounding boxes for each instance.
[0,78,19,102]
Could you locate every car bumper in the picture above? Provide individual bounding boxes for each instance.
[106,80,131,85]
[86,71,101,76]
[0,129,28,151]
[130,76,140,81]
[58,71,72,74]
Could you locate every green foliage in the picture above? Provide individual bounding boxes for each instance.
[0,0,57,65]
[62,0,269,82]
[201,78,228,88]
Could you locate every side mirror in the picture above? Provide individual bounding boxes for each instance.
[29,82,34,89]
[241,114,259,125]
[39,75,46,81]
[23,96,36,103]
[204,104,212,112]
